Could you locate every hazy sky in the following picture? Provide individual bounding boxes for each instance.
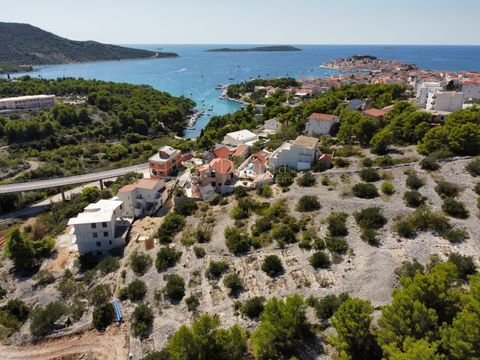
[2,0,480,45]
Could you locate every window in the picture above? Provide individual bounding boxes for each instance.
[102,222,107,228]
[96,241,101,247]
[91,223,97,229]
[109,240,112,245]
[97,251,102,256]
[93,232,98,238]
[103,231,109,237]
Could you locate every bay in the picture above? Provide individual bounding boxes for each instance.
[12,44,480,138]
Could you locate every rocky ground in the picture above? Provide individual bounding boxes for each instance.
[1,147,479,360]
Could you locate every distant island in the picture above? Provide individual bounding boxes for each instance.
[206,45,301,52]
[0,22,178,73]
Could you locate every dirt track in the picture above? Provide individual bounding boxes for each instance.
[0,327,129,360]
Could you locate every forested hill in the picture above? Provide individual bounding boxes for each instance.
[0,22,178,66]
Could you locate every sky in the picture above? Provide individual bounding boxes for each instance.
[2,0,480,45]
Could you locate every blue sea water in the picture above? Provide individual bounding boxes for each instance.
[12,45,480,138]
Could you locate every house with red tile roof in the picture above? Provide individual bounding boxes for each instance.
[191,158,235,196]
[305,113,339,136]
[213,145,231,159]
[362,108,386,120]
[117,178,168,218]
[237,150,273,187]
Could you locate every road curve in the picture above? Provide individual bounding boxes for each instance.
[0,163,149,194]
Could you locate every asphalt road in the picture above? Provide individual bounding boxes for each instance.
[0,163,149,194]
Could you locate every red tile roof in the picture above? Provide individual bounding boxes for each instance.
[308,113,337,122]
[209,158,234,174]
[213,146,231,159]
[232,144,248,158]
[362,108,386,118]
[118,178,160,192]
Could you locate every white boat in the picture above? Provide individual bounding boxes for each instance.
[215,84,223,90]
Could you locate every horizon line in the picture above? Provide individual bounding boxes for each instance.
[119,43,480,47]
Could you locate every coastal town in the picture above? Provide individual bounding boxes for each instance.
[0,48,479,360]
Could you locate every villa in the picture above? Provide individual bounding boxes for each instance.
[426,91,464,112]
[68,199,131,255]
[305,113,339,136]
[268,135,319,171]
[191,158,235,197]
[117,178,169,218]
[223,129,259,147]
[262,118,282,134]
[149,145,182,178]
[237,150,273,187]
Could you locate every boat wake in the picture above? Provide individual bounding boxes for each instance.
[174,68,187,73]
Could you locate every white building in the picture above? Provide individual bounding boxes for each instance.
[305,113,339,136]
[0,95,56,110]
[426,91,464,112]
[416,81,443,106]
[117,178,169,218]
[68,199,131,255]
[268,135,319,171]
[223,129,259,147]
[461,81,480,100]
[262,118,282,134]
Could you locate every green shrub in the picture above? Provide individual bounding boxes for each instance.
[381,181,395,195]
[403,190,427,208]
[360,228,379,246]
[474,183,480,195]
[0,299,30,334]
[334,157,350,168]
[240,296,265,319]
[309,251,331,269]
[131,304,153,338]
[359,168,381,182]
[374,155,394,167]
[394,259,425,279]
[325,236,348,254]
[420,157,440,171]
[195,226,212,243]
[174,198,198,216]
[89,284,111,306]
[363,158,373,168]
[297,171,316,187]
[327,212,349,237]
[354,207,387,229]
[223,273,243,295]
[406,172,424,190]
[251,217,272,236]
[185,295,200,312]
[352,183,379,199]
[164,274,185,302]
[321,176,330,186]
[394,206,451,238]
[275,166,296,187]
[448,253,477,280]
[206,260,229,279]
[233,186,249,199]
[130,251,152,276]
[155,246,182,271]
[443,227,469,243]
[92,303,114,330]
[315,293,350,320]
[122,279,147,302]
[157,212,186,244]
[96,256,120,275]
[466,157,480,176]
[33,270,55,287]
[30,301,68,337]
[193,246,206,258]
[256,184,273,198]
[296,195,321,212]
[261,255,284,277]
[435,181,460,198]
[442,198,469,219]
[224,227,251,255]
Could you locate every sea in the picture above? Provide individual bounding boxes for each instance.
[10,45,480,138]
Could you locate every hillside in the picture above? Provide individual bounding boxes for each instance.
[206,45,301,52]
[0,22,178,66]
